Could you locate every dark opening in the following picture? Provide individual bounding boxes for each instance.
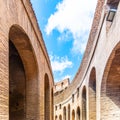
[44,74,50,120]
[9,41,26,120]
[82,87,86,120]
[77,107,80,120]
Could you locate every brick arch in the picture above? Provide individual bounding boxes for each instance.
[9,25,38,79]
[76,106,80,120]
[51,88,54,120]
[9,41,26,120]
[101,43,120,119]
[89,67,96,120]
[44,73,50,120]
[68,104,70,120]
[55,115,57,120]
[9,25,38,120]
[59,114,62,120]
[72,109,75,120]
[82,86,87,120]
[63,106,66,120]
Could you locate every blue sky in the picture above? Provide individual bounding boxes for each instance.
[30,0,97,82]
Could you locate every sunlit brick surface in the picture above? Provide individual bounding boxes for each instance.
[0,0,54,120]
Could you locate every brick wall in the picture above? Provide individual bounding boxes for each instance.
[0,0,54,120]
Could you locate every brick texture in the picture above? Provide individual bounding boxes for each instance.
[0,0,54,120]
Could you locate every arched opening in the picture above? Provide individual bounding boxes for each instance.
[9,41,26,120]
[9,25,38,120]
[72,94,74,103]
[44,74,50,120]
[63,107,66,120]
[101,43,120,119]
[68,104,70,120]
[72,110,75,120]
[82,86,87,120]
[59,104,62,109]
[51,88,54,120]
[61,82,64,88]
[55,106,57,111]
[77,87,79,98]
[89,67,96,120]
[59,115,62,120]
[76,106,80,120]
[55,115,57,120]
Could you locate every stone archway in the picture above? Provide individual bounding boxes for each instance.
[51,88,54,120]
[44,73,50,120]
[72,110,75,120]
[59,115,62,120]
[89,67,96,120]
[63,107,66,120]
[101,43,120,119]
[55,115,58,120]
[68,104,70,120]
[82,86,87,120]
[9,25,38,120]
[76,106,80,120]
[9,41,26,120]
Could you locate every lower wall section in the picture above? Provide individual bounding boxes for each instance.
[0,35,9,120]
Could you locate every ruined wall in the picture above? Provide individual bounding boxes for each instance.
[54,78,70,95]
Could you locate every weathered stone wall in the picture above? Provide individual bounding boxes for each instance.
[54,78,70,94]
[0,0,54,120]
[54,0,120,120]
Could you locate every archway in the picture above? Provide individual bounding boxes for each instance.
[82,86,86,120]
[55,115,58,120]
[101,43,120,119]
[63,107,66,120]
[51,88,54,120]
[44,74,50,120]
[9,25,38,120]
[89,67,96,120]
[68,104,70,120]
[59,115,62,120]
[76,106,80,120]
[72,110,75,120]
[9,41,26,120]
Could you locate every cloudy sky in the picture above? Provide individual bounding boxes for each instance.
[30,0,97,82]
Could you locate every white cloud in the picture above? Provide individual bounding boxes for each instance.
[71,33,88,54]
[57,30,72,42]
[45,0,97,54]
[50,55,73,73]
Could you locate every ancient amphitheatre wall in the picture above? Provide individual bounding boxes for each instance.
[0,0,54,120]
[54,0,120,120]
